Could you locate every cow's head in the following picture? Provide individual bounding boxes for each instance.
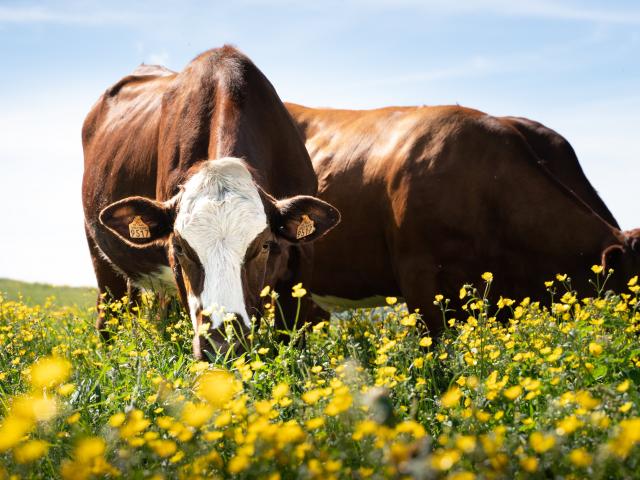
[99,158,340,358]
[601,228,640,287]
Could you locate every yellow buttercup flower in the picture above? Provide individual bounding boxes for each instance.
[67,412,81,425]
[352,420,378,440]
[13,395,58,422]
[503,385,523,401]
[259,285,271,297]
[575,391,600,410]
[430,448,461,471]
[0,415,33,452]
[13,439,49,464]
[181,402,214,428]
[75,437,106,462]
[196,370,241,408]
[619,402,633,413]
[325,389,352,416]
[30,356,71,389]
[555,415,583,435]
[228,454,250,473]
[150,439,177,458]
[292,283,307,298]
[306,417,325,430]
[57,383,75,396]
[481,272,493,282]
[529,432,555,453]
[441,386,462,408]
[520,456,538,472]
[455,435,476,453]
[108,413,126,428]
[448,472,475,480]
[273,382,290,401]
[588,342,603,356]
[569,448,592,467]
[119,410,150,438]
[617,380,631,393]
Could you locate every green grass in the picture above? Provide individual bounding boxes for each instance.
[0,278,96,309]
[0,272,640,479]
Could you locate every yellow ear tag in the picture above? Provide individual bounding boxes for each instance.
[296,214,315,239]
[129,216,151,239]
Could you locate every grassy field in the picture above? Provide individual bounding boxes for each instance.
[1,271,640,479]
[0,278,96,310]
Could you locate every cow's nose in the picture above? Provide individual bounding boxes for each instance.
[193,311,248,361]
[199,309,245,328]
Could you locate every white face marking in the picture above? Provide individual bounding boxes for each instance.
[174,157,267,329]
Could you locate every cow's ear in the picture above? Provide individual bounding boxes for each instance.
[601,244,625,272]
[274,195,340,243]
[99,196,175,247]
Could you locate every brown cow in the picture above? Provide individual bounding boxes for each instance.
[287,103,639,336]
[82,47,340,359]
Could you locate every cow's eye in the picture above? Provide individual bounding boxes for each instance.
[173,243,184,256]
[262,242,271,251]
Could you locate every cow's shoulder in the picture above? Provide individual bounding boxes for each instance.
[82,66,175,147]
[106,65,176,98]
[131,63,176,77]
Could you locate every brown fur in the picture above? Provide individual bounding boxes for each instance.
[287,103,639,336]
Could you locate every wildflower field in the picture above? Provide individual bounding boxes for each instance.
[1,270,640,479]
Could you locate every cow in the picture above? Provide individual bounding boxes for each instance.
[82,46,340,359]
[286,103,639,337]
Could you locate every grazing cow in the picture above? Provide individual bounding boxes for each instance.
[286,103,639,336]
[82,47,340,359]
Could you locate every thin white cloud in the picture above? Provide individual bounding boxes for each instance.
[490,0,640,24]
[360,0,640,25]
[340,28,615,94]
[5,2,639,27]
[0,5,135,25]
[349,56,496,89]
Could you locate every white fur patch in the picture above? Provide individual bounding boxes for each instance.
[133,266,177,292]
[175,158,267,329]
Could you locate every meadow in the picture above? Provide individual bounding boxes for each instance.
[0,279,96,310]
[1,269,639,479]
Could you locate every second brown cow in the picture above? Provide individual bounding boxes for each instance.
[287,103,639,336]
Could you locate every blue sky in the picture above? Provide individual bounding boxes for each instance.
[1,0,639,286]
